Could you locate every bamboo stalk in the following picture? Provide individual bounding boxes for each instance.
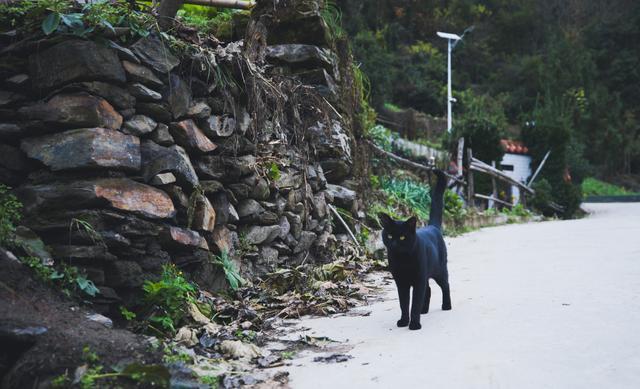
[328,204,362,251]
[182,0,255,9]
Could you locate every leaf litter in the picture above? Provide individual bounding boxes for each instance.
[163,240,387,387]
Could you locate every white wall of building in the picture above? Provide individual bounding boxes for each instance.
[500,153,532,204]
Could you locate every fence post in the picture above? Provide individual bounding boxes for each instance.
[490,161,497,209]
[467,148,475,208]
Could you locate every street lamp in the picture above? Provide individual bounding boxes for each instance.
[437,27,473,133]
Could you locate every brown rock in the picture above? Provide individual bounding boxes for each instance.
[163,226,209,250]
[169,119,217,153]
[192,194,216,232]
[18,178,175,219]
[209,225,238,255]
[21,128,140,171]
[18,93,123,130]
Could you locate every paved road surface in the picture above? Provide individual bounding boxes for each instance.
[284,203,640,389]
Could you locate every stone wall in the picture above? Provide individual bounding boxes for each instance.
[0,0,361,310]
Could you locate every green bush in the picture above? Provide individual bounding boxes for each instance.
[367,124,395,152]
[581,177,635,197]
[380,177,431,221]
[529,178,554,215]
[444,189,467,228]
[556,180,583,219]
[0,184,21,246]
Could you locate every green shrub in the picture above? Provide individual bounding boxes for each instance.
[444,189,467,228]
[143,264,196,334]
[367,125,395,152]
[530,178,554,215]
[0,0,154,39]
[380,177,431,221]
[556,180,583,219]
[0,184,21,246]
[581,177,634,197]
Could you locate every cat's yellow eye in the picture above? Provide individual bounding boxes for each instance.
[387,234,393,239]
[399,236,406,241]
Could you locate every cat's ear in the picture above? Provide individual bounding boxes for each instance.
[404,216,417,231]
[378,213,394,229]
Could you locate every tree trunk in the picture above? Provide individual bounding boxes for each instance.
[157,0,184,31]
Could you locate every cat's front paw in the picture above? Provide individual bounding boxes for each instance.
[409,321,422,330]
[397,318,409,327]
[442,303,452,311]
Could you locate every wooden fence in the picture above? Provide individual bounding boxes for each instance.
[368,138,565,214]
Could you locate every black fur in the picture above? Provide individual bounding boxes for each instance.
[379,169,451,330]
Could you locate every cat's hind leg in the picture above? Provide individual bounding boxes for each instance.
[421,283,431,314]
[396,282,410,327]
[435,277,452,310]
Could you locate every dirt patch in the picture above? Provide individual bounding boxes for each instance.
[0,257,162,388]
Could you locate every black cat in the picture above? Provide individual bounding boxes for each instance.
[379,169,451,330]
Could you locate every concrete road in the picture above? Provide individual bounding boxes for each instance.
[284,203,640,389]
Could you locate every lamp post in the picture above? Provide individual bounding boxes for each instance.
[437,27,473,133]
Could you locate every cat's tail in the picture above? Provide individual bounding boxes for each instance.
[428,169,447,229]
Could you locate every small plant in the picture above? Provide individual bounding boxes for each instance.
[143,264,196,334]
[235,329,256,342]
[200,375,220,388]
[267,162,281,181]
[69,218,103,245]
[214,251,245,291]
[20,256,99,297]
[443,189,467,231]
[120,306,137,321]
[281,351,296,360]
[162,344,194,364]
[51,372,70,388]
[503,204,532,219]
[82,345,99,364]
[0,184,21,245]
[321,0,345,39]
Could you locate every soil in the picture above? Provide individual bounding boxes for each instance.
[0,257,162,389]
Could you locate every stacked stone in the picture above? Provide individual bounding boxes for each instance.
[0,15,358,308]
